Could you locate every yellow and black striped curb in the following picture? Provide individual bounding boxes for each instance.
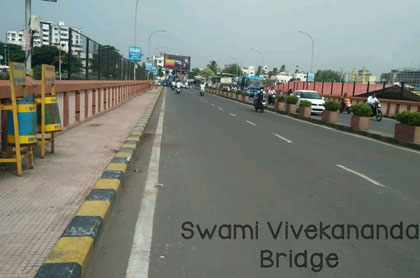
[35,88,162,278]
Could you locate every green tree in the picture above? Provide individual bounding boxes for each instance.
[200,67,215,78]
[255,65,263,76]
[207,60,219,75]
[222,63,244,76]
[315,70,344,82]
[158,66,164,77]
[280,65,286,72]
[268,67,279,77]
[32,45,60,67]
[189,67,201,78]
[0,42,25,64]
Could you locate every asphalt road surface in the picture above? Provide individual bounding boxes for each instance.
[87,87,420,278]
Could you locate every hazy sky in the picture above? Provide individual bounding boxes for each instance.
[1,0,419,77]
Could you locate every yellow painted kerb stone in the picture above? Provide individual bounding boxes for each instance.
[115,152,132,158]
[131,132,142,136]
[126,137,140,141]
[44,237,93,268]
[106,163,127,172]
[94,179,120,191]
[122,144,136,149]
[76,200,110,219]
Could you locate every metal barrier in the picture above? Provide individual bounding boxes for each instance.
[66,29,147,81]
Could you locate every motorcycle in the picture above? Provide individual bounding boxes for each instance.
[200,90,205,96]
[339,102,351,114]
[267,94,275,105]
[176,87,181,94]
[253,92,265,113]
[372,102,383,121]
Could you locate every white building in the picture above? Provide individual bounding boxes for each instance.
[293,72,307,82]
[152,55,164,68]
[275,72,294,83]
[242,66,255,77]
[6,20,82,53]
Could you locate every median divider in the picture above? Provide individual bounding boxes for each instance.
[206,88,420,151]
[35,87,162,278]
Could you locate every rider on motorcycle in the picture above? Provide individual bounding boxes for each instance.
[367,93,380,115]
[340,93,351,112]
[267,87,276,105]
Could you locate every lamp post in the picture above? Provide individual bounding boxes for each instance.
[24,0,57,76]
[250,48,264,76]
[298,30,315,73]
[148,30,165,61]
[134,0,140,46]
[154,46,167,56]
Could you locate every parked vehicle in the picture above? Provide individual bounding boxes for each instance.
[292,90,325,114]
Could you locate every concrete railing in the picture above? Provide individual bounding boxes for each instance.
[0,80,152,143]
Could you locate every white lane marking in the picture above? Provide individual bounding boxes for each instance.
[336,165,385,187]
[230,113,237,117]
[218,107,224,111]
[246,120,256,126]
[205,100,208,103]
[273,133,293,143]
[125,91,166,278]
[211,103,215,106]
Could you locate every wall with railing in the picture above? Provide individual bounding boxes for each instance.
[0,80,152,145]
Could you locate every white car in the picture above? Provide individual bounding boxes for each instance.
[293,90,325,114]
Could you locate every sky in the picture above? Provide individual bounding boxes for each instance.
[1,0,420,77]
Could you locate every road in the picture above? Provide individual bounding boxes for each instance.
[87,87,420,278]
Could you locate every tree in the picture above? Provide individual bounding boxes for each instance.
[32,45,60,68]
[255,65,263,76]
[200,67,215,78]
[158,66,164,77]
[222,63,244,76]
[280,65,286,72]
[189,67,201,78]
[268,67,279,77]
[207,60,219,75]
[0,42,25,64]
[315,70,344,82]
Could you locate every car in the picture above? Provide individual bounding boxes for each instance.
[162,80,170,87]
[292,90,325,114]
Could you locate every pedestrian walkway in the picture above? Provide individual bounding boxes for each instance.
[0,87,160,278]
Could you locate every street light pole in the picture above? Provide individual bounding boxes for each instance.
[133,0,140,80]
[250,48,264,75]
[148,30,166,61]
[25,0,31,75]
[298,30,315,73]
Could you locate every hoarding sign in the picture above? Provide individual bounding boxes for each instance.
[164,54,191,71]
[152,67,157,74]
[307,72,315,82]
[129,46,141,62]
[145,62,152,71]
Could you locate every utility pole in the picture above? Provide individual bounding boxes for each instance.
[298,31,315,73]
[25,0,32,75]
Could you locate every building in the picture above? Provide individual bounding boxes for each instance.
[293,71,307,82]
[242,66,255,77]
[351,67,376,84]
[152,55,164,68]
[6,20,82,53]
[380,69,420,89]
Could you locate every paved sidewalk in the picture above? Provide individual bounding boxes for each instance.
[0,88,159,278]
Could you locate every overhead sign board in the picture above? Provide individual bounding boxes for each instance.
[129,46,141,62]
[164,54,191,71]
[307,72,315,82]
[152,67,157,74]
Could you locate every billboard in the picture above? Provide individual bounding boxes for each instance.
[164,54,191,71]
[145,62,152,71]
[307,72,315,82]
[129,46,141,62]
